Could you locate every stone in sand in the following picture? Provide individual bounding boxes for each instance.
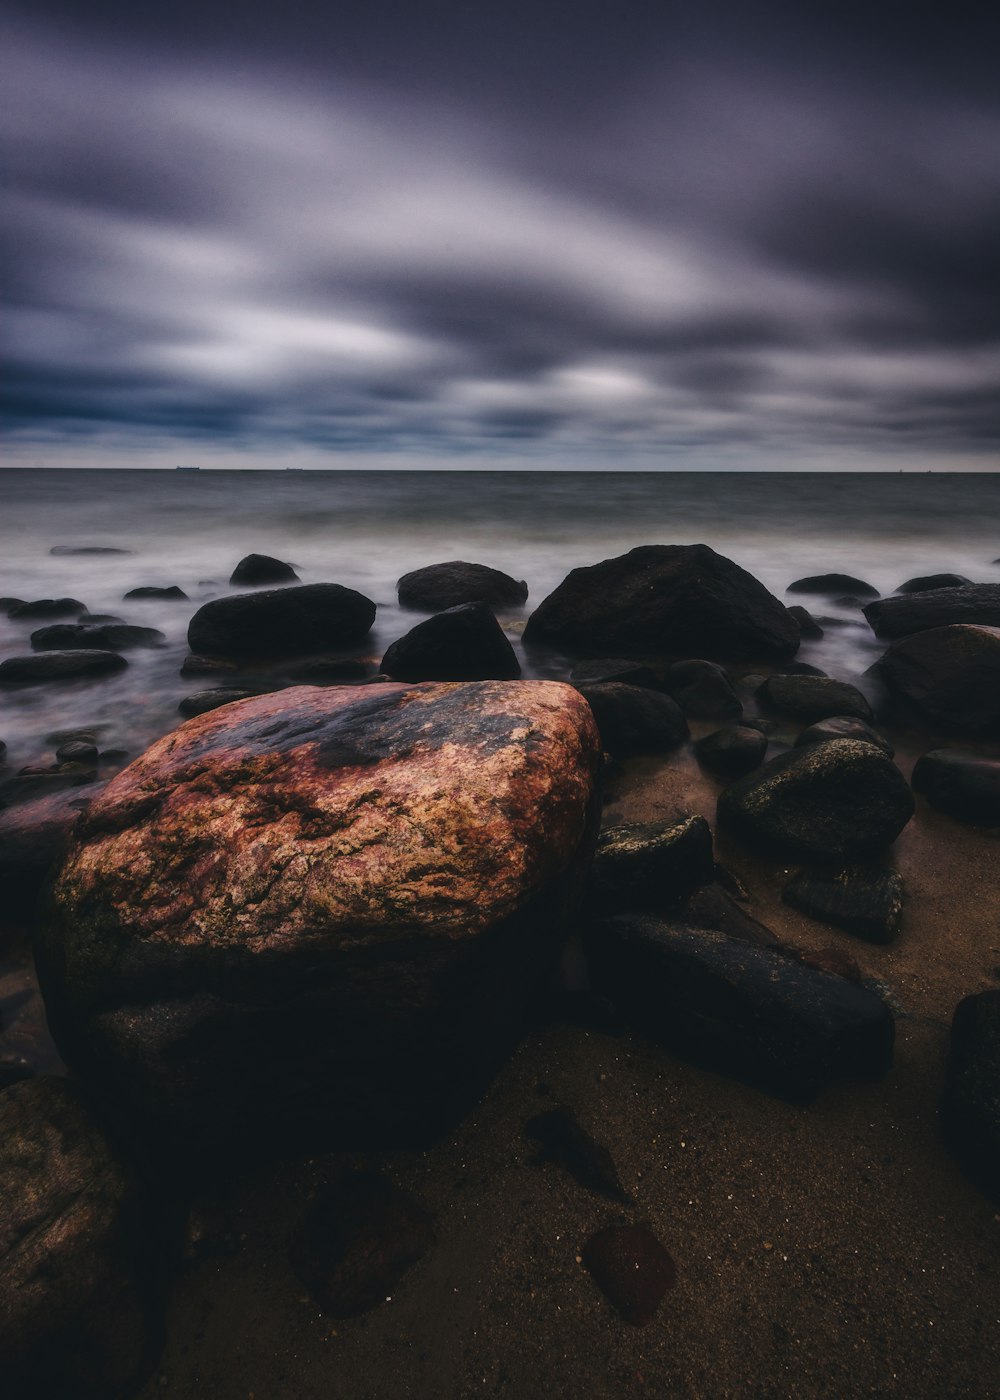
[229,553,299,586]
[911,750,1000,826]
[582,1223,676,1325]
[782,866,904,943]
[397,560,528,611]
[682,883,780,948]
[694,723,768,781]
[864,584,1000,640]
[575,680,688,756]
[787,573,879,599]
[757,674,874,724]
[525,1107,632,1204]
[381,602,520,681]
[870,624,1000,736]
[0,651,128,684]
[188,581,376,660]
[940,991,1000,1201]
[591,816,714,913]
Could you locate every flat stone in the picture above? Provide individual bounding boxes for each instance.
[0,651,128,684]
[782,866,904,943]
[865,585,1000,640]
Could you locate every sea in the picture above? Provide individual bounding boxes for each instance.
[1,468,998,772]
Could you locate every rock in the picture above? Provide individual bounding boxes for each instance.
[397,561,528,611]
[524,544,800,662]
[590,914,894,1097]
[525,1108,631,1204]
[381,602,520,682]
[582,1224,676,1325]
[694,724,768,781]
[794,716,894,757]
[56,739,100,764]
[682,883,780,948]
[77,613,126,625]
[283,657,372,683]
[569,658,659,689]
[787,574,879,599]
[30,623,165,652]
[782,867,904,943]
[7,598,86,621]
[791,946,863,984]
[177,688,263,717]
[0,1077,156,1400]
[757,675,874,724]
[896,573,973,594]
[787,605,824,639]
[717,739,914,862]
[123,585,188,601]
[179,654,240,678]
[38,681,601,1156]
[0,767,97,808]
[0,597,26,613]
[575,681,688,756]
[290,1172,434,1317]
[50,545,133,556]
[865,585,1000,640]
[870,625,1000,735]
[0,738,6,765]
[591,817,714,912]
[229,553,300,586]
[911,750,1000,826]
[0,789,96,916]
[0,651,128,684]
[188,582,376,660]
[667,659,741,719]
[779,660,828,677]
[941,992,1000,1199]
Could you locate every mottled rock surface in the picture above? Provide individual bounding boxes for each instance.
[381,602,520,681]
[0,789,97,919]
[870,624,1000,735]
[397,561,528,611]
[794,716,894,756]
[591,816,714,912]
[188,582,376,660]
[694,724,768,781]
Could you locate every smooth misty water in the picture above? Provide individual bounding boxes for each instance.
[1,468,998,772]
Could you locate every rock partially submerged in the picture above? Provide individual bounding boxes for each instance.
[575,681,688,756]
[896,573,973,594]
[397,560,528,611]
[525,1107,631,1204]
[230,553,299,586]
[865,585,1000,639]
[668,659,742,720]
[787,573,878,599]
[524,544,800,662]
[0,788,96,918]
[177,687,264,717]
[911,750,1000,826]
[124,585,188,601]
[757,675,874,725]
[787,604,824,639]
[30,623,165,651]
[782,867,904,943]
[7,598,86,621]
[870,625,1000,736]
[381,602,520,681]
[38,681,601,1156]
[694,724,768,781]
[591,816,714,912]
[941,992,1000,1200]
[569,658,658,689]
[0,651,128,684]
[188,582,376,660]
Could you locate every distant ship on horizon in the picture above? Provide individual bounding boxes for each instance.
[175,464,201,471]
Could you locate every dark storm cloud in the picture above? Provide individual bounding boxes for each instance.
[2,1,999,465]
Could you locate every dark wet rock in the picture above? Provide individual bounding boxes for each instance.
[284,656,372,683]
[124,585,188,601]
[177,688,263,718]
[575,681,688,757]
[525,1107,631,1204]
[569,658,659,689]
[591,816,714,912]
[290,1171,434,1318]
[0,767,97,808]
[897,573,973,594]
[792,946,863,984]
[795,716,894,757]
[778,660,828,677]
[694,723,768,781]
[787,574,879,599]
[7,598,86,621]
[865,585,1000,640]
[782,866,903,943]
[180,653,240,677]
[38,681,601,1156]
[683,883,780,948]
[524,544,800,662]
[582,1223,676,1325]
[188,582,376,661]
[941,991,1000,1200]
[30,622,165,652]
[911,750,1000,826]
[56,739,99,764]
[758,675,874,724]
[590,914,894,1098]
[787,604,824,639]
[381,602,520,682]
[0,1076,156,1400]
[47,725,108,747]
[718,739,914,862]
[668,659,741,719]
[0,598,26,613]
[397,560,528,611]
[834,596,868,610]
[50,545,133,556]
[0,790,96,916]
[229,553,300,586]
[870,624,1000,736]
[0,651,128,684]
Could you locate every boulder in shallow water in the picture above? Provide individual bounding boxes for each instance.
[37,681,601,1156]
[50,544,133,556]
[870,624,1000,736]
[782,866,904,943]
[591,816,714,912]
[229,553,300,586]
[794,715,893,757]
[397,560,528,611]
[188,581,376,661]
[941,991,1000,1200]
[7,598,86,621]
[30,623,164,652]
[896,573,972,594]
[865,585,1000,639]
[694,723,768,781]
[911,750,1000,826]
[124,585,188,601]
[787,573,878,599]
[524,544,800,662]
[0,651,128,684]
[575,681,688,756]
[381,602,520,682]
[757,674,874,724]
[717,739,914,862]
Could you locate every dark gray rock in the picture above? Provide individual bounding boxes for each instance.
[0,598,25,614]
[0,651,128,684]
[524,544,800,662]
[77,613,126,626]
[188,582,376,660]
[30,623,165,652]
[786,605,824,639]
[896,573,972,594]
[284,656,373,683]
[717,739,914,862]
[56,739,100,764]
[569,658,659,689]
[589,914,894,1099]
[397,560,528,611]
[180,653,240,678]
[178,688,263,717]
[575,681,688,756]
[758,674,874,724]
[591,816,714,912]
[871,625,1000,736]
[668,659,741,719]
[123,585,188,601]
[782,866,904,943]
[381,602,520,682]
[865,585,1000,640]
[7,598,86,621]
[778,660,828,677]
[229,553,300,586]
[694,724,768,781]
[941,992,1000,1200]
[50,545,132,556]
[0,789,96,916]
[795,716,894,757]
[787,574,879,599]
[911,750,1000,826]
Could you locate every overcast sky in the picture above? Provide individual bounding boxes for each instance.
[3,0,999,469]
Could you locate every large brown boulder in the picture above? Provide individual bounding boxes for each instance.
[523,544,799,662]
[37,682,601,1158]
[870,624,1000,736]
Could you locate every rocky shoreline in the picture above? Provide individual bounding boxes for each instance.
[2,545,1000,1399]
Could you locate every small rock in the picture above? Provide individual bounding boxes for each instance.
[795,716,893,757]
[397,560,528,611]
[50,545,133,556]
[8,598,86,621]
[683,883,780,948]
[56,739,100,764]
[30,623,165,652]
[941,991,1000,1200]
[124,586,188,601]
[381,602,520,682]
[911,750,1000,826]
[694,723,768,781]
[668,659,742,720]
[229,553,300,586]
[284,657,372,683]
[582,1224,676,1325]
[591,817,714,912]
[177,688,262,718]
[896,573,973,594]
[179,654,240,678]
[757,675,873,724]
[575,681,688,757]
[786,605,824,639]
[0,651,128,685]
[787,574,879,599]
[569,658,659,689]
[782,866,904,943]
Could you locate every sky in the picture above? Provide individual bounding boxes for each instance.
[2,0,999,470]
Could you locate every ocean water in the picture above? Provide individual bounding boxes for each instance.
[1,468,998,772]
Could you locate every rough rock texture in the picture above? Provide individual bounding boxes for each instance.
[757,675,874,724]
[590,914,894,1099]
[381,603,520,682]
[0,1077,155,1400]
[590,816,714,912]
[782,867,904,943]
[794,716,894,757]
[582,1224,676,1326]
[574,681,688,757]
[870,625,1000,735]
[397,561,528,611]
[524,545,800,662]
[38,681,601,1156]
[30,623,164,652]
[940,992,1000,1200]
[0,651,128,684]
[667,659,742,720]
[124,586,188,601]
[896,573,972,594]
[230,553,299,586]
[717,739,914,862]
[0,789,97,919]
[188,582,376,661]
[911,750,1000,826]
[786,574,878,599]
[694,724,768,781]
[864,585,1000,640]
